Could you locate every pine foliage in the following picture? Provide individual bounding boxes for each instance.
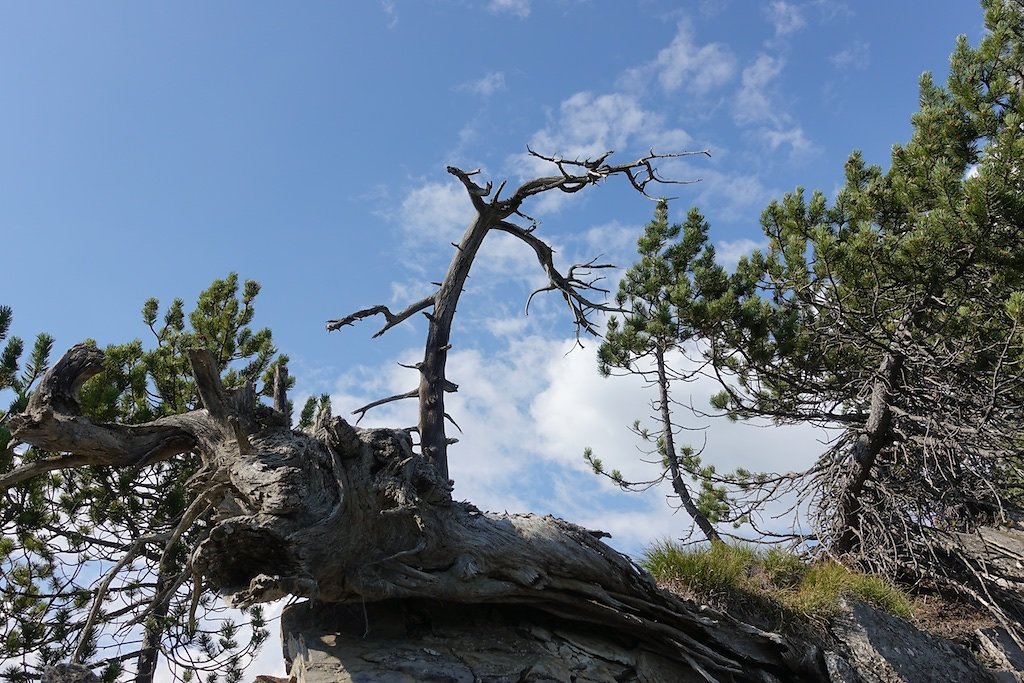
[0,275,286,682]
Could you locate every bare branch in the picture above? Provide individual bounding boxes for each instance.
[351,378,459,425]
[72,534,166,663]
[352,390,418,424]
[327,295,437,337]
[334,149,708,478]
[495,221,617,335]
[447,165,492,212]
[512,148,710,203]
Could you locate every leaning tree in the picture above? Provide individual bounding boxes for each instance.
[585,200,727,545]
[680,0,1024,640]
[4,151,841,681]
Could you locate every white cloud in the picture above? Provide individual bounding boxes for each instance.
[652,22,737,95]
[399,181,476,244]
[380,0,397,28]
[512,91,690,214]
[472,229,551,288]
[535,92,665,159]
[521,92,691,174]
[532,344,824,477]
[831,40,870,70]
[390,278,437,307]
[734,54,785,126]
[484,315,530,337]
[715,237,765,270]
[761,125,818,158]
[457,71,506,97]
[765,1,806,36]
[489,0,530,18]
[686,165,777,222]
[582,220,640,258]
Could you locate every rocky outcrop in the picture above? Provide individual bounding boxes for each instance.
[40,664,99,683]
[823,601,993,682]
[274,597,1019,683]
[279,599,813,683]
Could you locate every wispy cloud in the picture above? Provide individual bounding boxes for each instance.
[715,237,765,270]
[399,181,475,245]
[380,0,398,28]
[457,71,506,97]
[831,40,870,70]
[653,22,738,95]
[761,125,818,159]
[699,0,732,17]
[619,21,736,97]
[523,91,690,170]
[734,54,785,126]
[732,53,820,158]
[683,163,778,222]
[489,0,530,18]
[582,220,641,258]
[765,1,806,36]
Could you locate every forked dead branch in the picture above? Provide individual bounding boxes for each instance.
[327,148,709,481]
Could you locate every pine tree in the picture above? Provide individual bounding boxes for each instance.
[588,200,729,544]
[0,308,55,681]
[0,275,286,682]
[685,0,1024,625]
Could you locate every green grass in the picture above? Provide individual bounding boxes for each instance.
[641,540,913,621]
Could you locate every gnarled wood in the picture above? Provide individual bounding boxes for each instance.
[3,344,200,489]
[12,345,829,682]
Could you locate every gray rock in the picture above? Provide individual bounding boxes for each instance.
[41,664,99,683]
[975,627,1024,681]
[281,599,708,683]
[827,600,994,683]
[273,597,1022,683]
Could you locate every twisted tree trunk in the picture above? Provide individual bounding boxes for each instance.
[11,344,830,681]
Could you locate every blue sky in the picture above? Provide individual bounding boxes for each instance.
[0,0,989,676]
[1,0,985,555]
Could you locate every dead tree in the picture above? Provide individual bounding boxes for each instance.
[327,149,708,481]
[8,344,832,681]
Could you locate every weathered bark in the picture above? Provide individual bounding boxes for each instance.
[835,352,902,555]
[11,344,830,681]
[2,346,200,490]
[416,203,496,482]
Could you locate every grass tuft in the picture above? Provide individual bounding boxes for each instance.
[641,540,912,622]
